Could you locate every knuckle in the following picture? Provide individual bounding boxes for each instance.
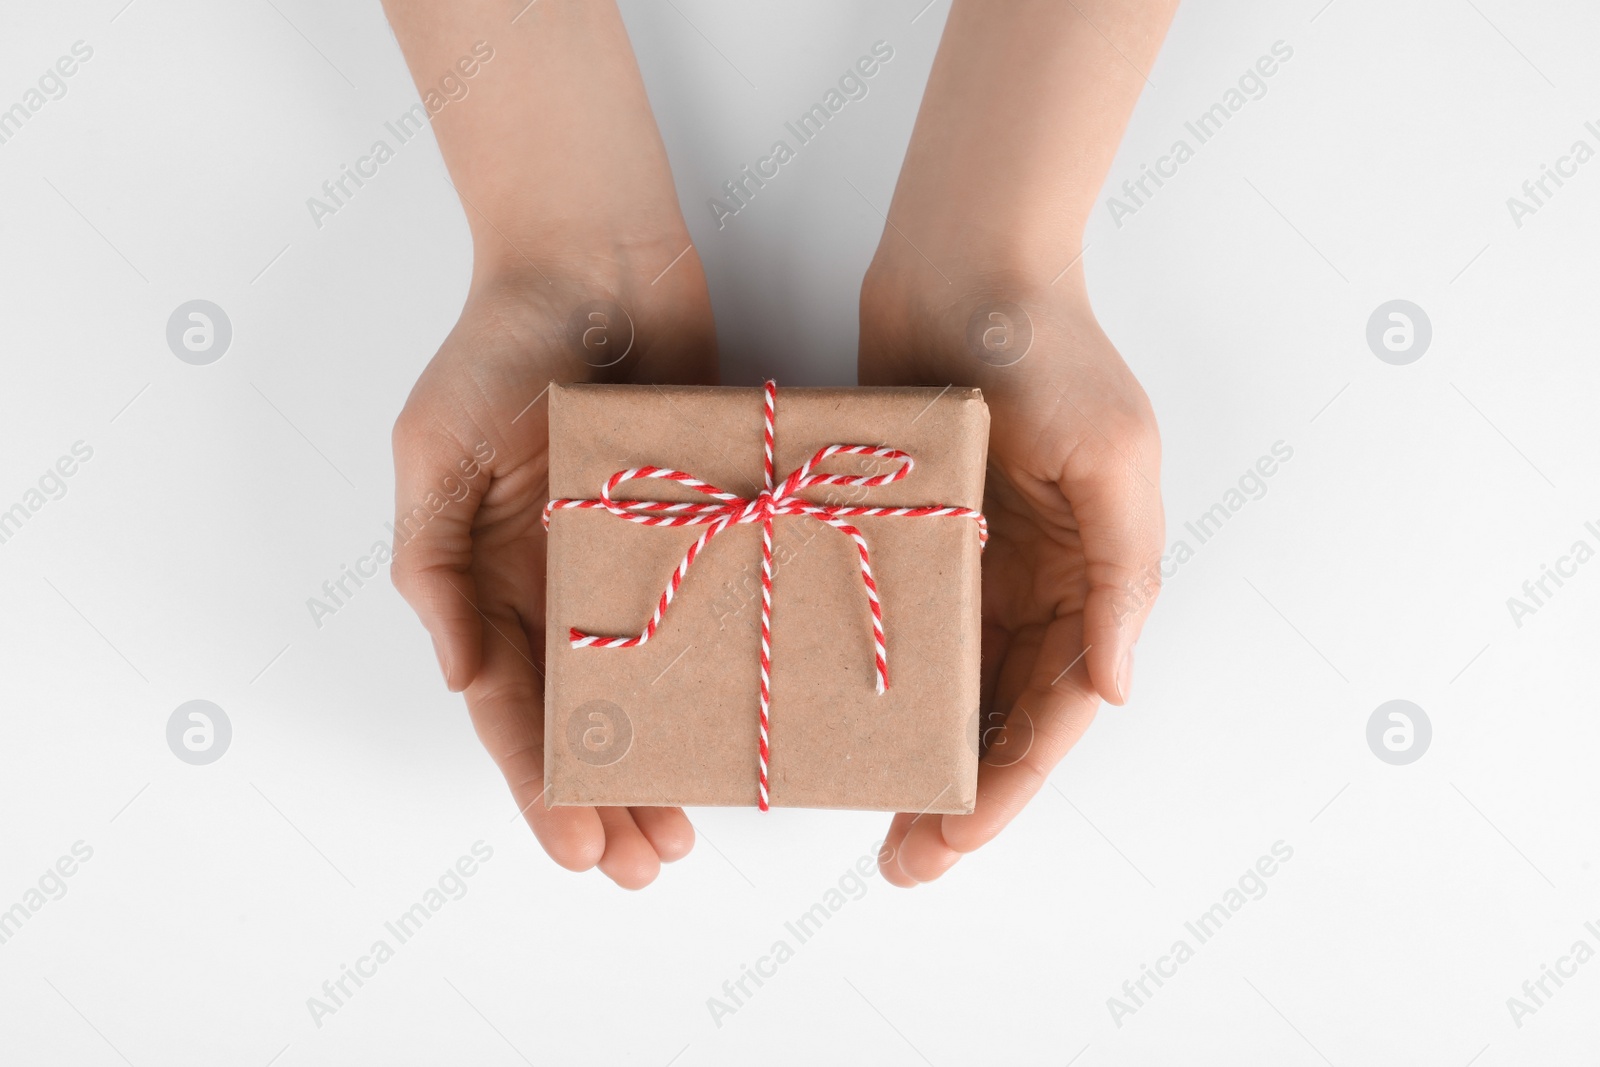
[388,555,422,599]
[1099,403,1161,464]
[469,688,540,753]
[390,401,423,457]
[390,397,455,475]
[1015,753,1051,800]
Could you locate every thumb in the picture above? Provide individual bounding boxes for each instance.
[1058,406,1164,705]
[389,410,495,692]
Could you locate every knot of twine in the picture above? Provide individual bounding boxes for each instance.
[543,380,987,810]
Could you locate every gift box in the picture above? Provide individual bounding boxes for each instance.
[543,381,988,813]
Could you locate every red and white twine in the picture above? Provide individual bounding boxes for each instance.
[543,380,986,810]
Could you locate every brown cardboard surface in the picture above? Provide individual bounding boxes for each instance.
[544,384,988,813]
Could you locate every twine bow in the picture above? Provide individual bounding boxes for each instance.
[544,380,986,810]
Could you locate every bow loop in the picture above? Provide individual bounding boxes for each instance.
[587,465,745,526]
[779,445,914,501]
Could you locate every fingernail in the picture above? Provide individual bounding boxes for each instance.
[431,635,453,687]
[1117,645,1135,702]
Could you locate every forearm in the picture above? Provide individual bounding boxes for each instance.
[381,0,690,282]
[878,0,1178,281]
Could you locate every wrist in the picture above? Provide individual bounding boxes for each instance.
[862,233,1093,326]
[865,188,1089,296]
[461,224,715,386]
[468,223,693,300]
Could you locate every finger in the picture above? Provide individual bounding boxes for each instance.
[596,807,661,890]
[878,812,919,888]
[941,616,1100,857]
[628,807,696,863]
[390,403,494,692]
[1058,400,1164,705]
[464,605,605,873]
[895,814,963,884]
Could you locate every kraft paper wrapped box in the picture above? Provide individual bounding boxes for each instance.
[543,382,988,813]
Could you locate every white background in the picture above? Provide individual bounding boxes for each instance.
[2,0,1597,1063]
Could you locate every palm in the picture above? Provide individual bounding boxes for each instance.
[976,452,1091,747]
